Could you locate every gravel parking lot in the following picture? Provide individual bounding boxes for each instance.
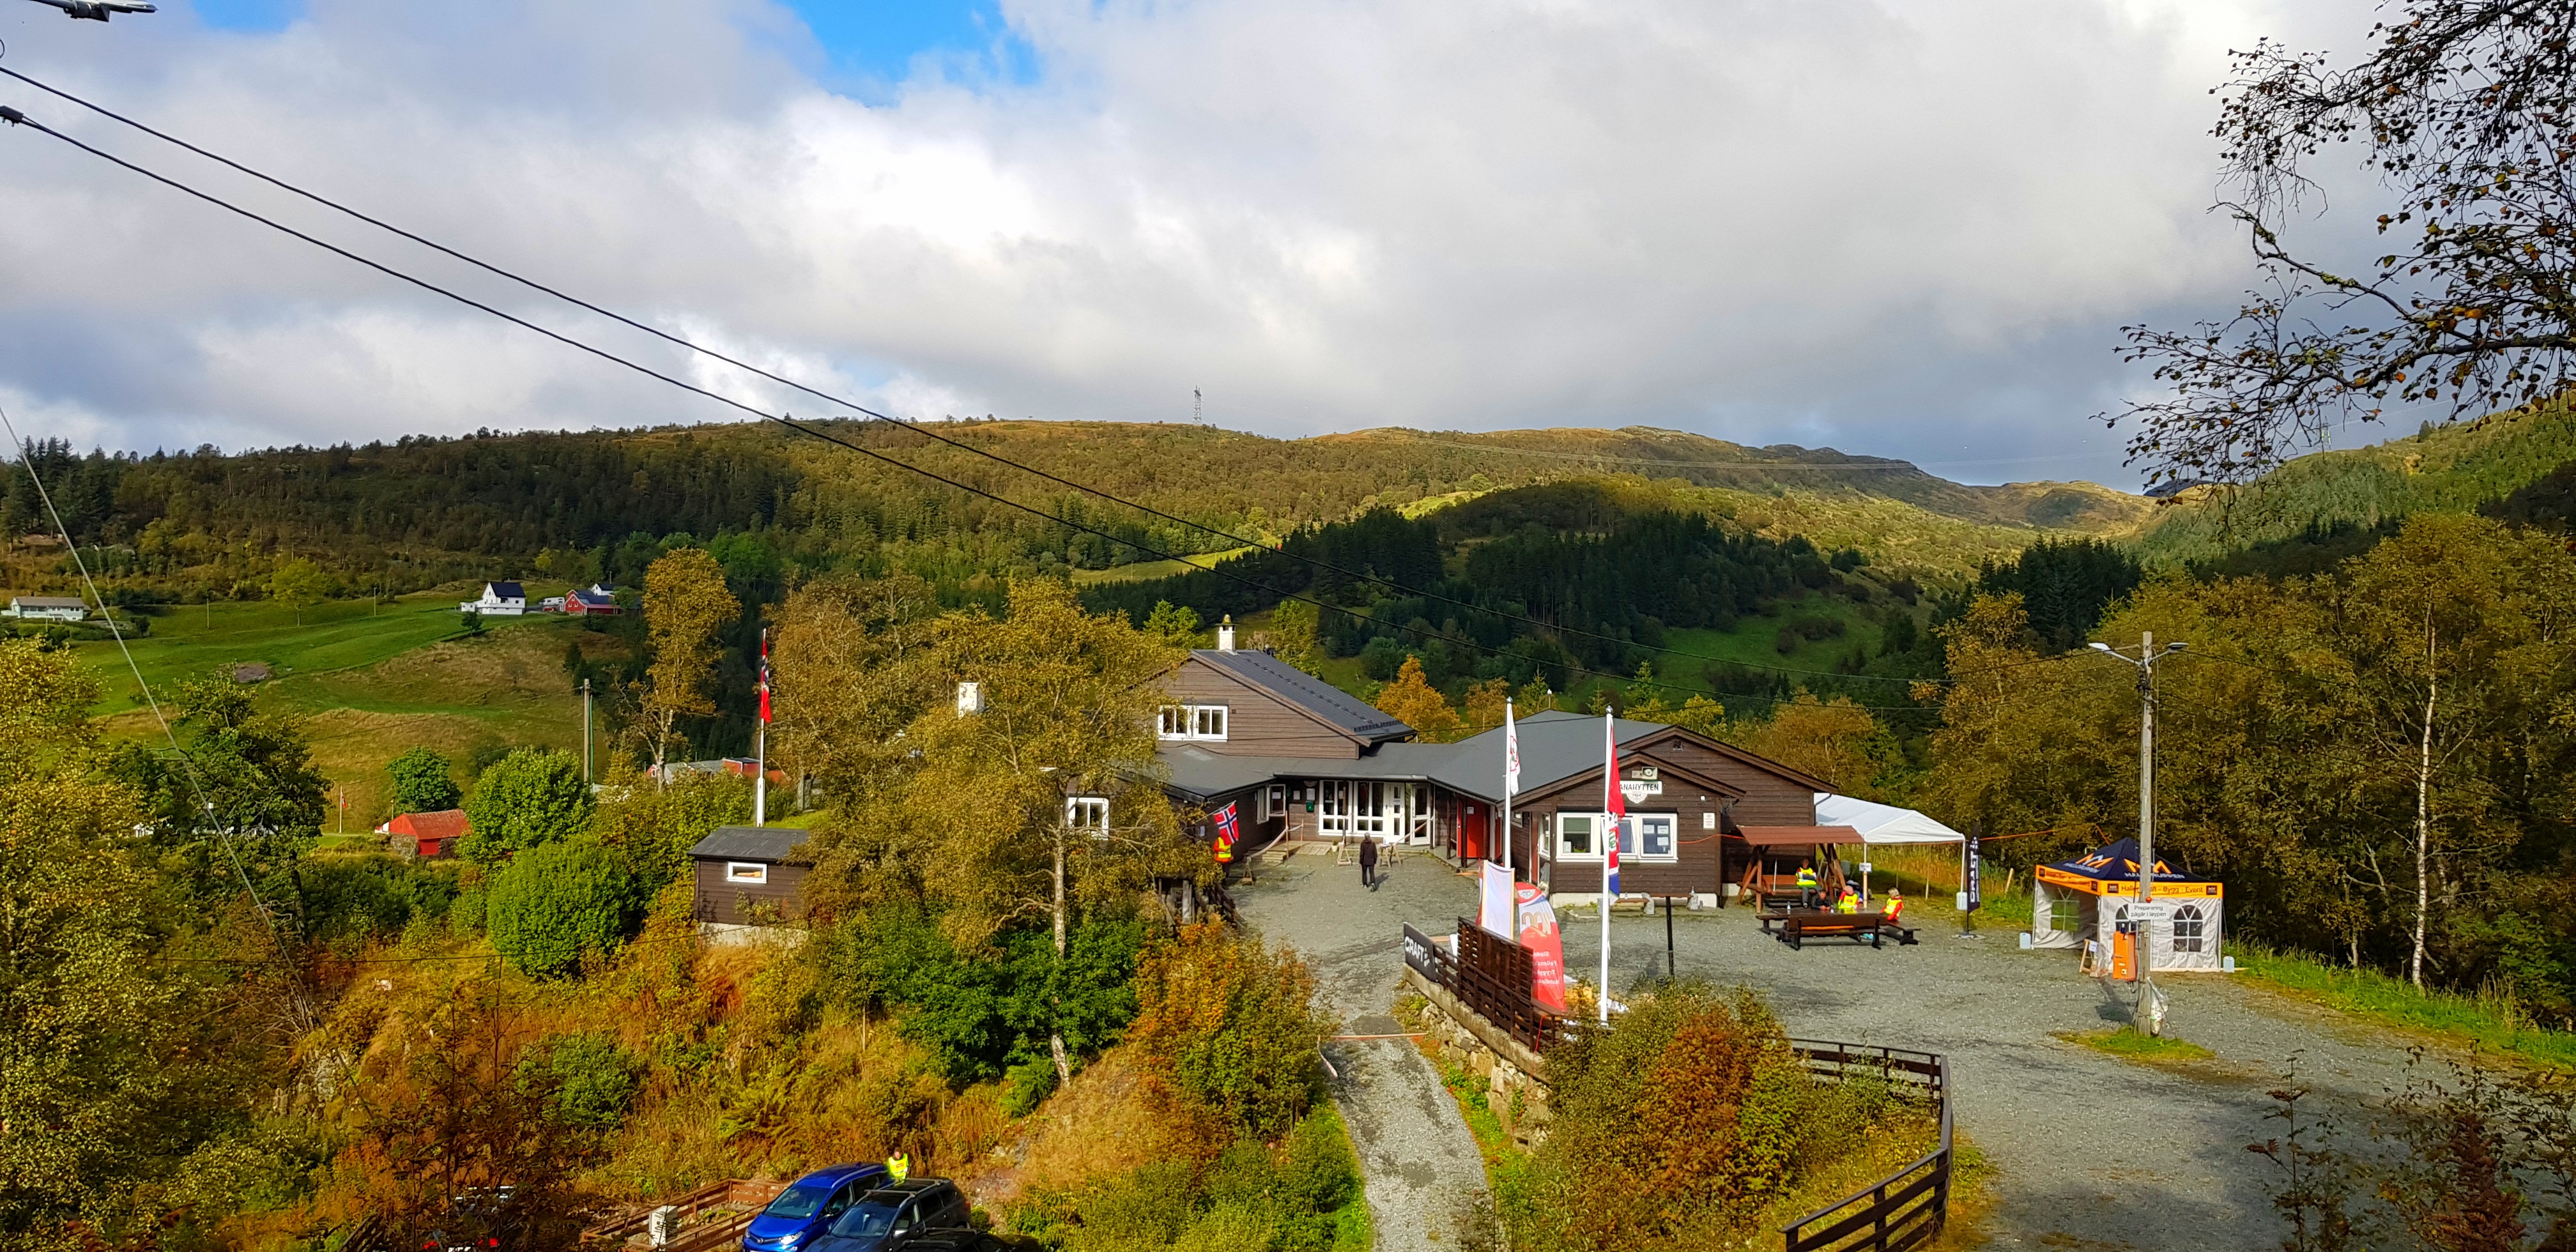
[1241,849,2430,1251]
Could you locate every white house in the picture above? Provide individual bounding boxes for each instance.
[8,596,86,622]
[457,581,526,616]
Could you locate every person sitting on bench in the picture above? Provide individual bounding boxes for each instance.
[1883,889,1903,921]
[1796,862,1818,909]
[1834,885,1860,913]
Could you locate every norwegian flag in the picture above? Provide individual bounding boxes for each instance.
[1602,712,1623,897]
[757,629,772,724]
[1213,802,1241,863]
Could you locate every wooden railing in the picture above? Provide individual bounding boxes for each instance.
[1401,928,1952,1252]
[579,1179,785,1250]
[1779,1041,1952,1252]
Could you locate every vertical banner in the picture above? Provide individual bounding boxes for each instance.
[1965,824,1982,913]
[1480,859,1514,936]
[1517,883,1567,1012]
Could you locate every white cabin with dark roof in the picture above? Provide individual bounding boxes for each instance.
[458,581,527,616]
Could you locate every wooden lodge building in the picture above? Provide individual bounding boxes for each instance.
[1155,639,1851,904]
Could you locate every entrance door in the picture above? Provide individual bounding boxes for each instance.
[1460,802,1487,861]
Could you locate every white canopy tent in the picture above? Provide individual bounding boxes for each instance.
[1813,794,1966,846]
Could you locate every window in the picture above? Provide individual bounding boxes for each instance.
[1557,814,1597,860]
[1067,796,1111,838]
[1627,813,1677,861]
[2174,903,2206,953]
[1158,703,1229,740]
[2048,896,2080,933]
[726,862,768,885]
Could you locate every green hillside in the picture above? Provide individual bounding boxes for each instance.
[4,420,2148,611]
[2133,398,2576,569]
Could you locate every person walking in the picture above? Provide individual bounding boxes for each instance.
[1360,835,1380,890]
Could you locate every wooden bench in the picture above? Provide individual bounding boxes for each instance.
[1761,911,1919,949]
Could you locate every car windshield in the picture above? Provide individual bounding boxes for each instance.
[830,1201,902,1238]
[763,1185,833,1219]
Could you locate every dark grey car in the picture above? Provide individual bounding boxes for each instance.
[804,1180,973,1252]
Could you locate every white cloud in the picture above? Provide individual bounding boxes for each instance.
[0,0,2368,485]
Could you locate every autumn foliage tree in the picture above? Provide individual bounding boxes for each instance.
[1124,922,1334,1149]
[638,547,740,785]
[1372,655,1464,742]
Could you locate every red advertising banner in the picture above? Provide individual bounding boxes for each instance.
[1516,882,1567,1012]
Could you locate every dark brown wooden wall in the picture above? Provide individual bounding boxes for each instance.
[1513,738,1816,897]
[693,860,809,925]
[1163,659,1362,759]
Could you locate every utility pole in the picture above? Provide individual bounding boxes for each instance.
[581,678,594,784]
[2089,633,2187,1035]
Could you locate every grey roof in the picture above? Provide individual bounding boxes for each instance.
[689,825,812,863]
[1159,742,1464,802]
[1429,710,1676,800]
[1192,648,1412,744]
[10,596,85,609]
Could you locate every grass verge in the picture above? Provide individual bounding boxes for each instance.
[2234,945,2576,1070]
[2060,1028,2214,1064]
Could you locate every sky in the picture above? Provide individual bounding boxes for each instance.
[0,0,2382,489]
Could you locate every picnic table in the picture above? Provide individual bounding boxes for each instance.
[1758,910,1919,950]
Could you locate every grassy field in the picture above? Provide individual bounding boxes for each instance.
[76,592,608,828]
[2233,946,2576,1070]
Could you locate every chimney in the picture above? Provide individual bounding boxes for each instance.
[956,681,984,715]
[1217,615,1236,651]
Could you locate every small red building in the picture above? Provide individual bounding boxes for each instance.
[382,809,469,858]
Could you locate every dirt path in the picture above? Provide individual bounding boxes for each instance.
[1235,854,1502,1252]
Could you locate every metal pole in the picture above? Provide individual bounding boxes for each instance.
[1501,698,1514,878]
[1665,896,1676,977]
[755,719,766,827]
[2136,630,2158,1035]
[581,678,593,783]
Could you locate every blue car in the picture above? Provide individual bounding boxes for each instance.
[742,1164,889,1252]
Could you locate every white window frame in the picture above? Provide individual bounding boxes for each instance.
[1067,795,1112,839]
[1627,812,1679,862]
[1265,783,1287,818]
[726,862,769,885]
[1157,703,1229,741]
[1556,813,1601,862]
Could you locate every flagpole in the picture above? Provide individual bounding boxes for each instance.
[1600,711,1615,1026]
[1501,698,1516,876]
[755,627,769,827]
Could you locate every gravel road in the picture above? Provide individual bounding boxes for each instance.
[1556,900,2427,1249]
[1235,852,1503,1252]
[1239,848,2434,1251]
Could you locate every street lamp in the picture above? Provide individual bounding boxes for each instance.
[2088,635,2186,1035]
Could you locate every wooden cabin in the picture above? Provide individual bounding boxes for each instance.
[687,826,811,929]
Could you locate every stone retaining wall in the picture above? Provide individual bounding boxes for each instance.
[1399,966,1554,1150]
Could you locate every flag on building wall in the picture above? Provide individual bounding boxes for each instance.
[1213,802,1241,863]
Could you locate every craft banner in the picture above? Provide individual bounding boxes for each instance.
[1516,882,1567,1012]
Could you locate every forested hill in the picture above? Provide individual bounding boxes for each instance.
[0,418,2148,602]
[2134,395,2576,572]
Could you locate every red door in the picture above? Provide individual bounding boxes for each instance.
[1460,804,1488,860]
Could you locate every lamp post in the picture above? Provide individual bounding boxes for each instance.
[2089,633,2187,1035]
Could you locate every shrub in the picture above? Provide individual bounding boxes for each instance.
[1519,981,1811,1248]
[461,749,594,864]
[295,854,457,945]
[1039,1111,1361,1252]
[589,770,751,892]
[518,1032,640,1132]
[1001,1058,1059,1118]
[386,745,461,814]
[1125,922,1333,1145]
[486,839,638,977]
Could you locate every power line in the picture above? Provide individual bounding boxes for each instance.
[0,103,1953,711]
[0,66,1952,690]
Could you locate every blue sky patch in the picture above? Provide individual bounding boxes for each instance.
[191,0,301,33]
[780,0,1037,91]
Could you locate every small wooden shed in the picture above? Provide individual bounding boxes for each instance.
[687,826,812,928]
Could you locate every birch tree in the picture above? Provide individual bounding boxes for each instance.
[638,547,739,788]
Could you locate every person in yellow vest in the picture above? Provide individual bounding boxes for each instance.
[1883,889,1903,920]
[1836,885,1860,913]
[1795,862,1819,909]
[887,1151,908,1182]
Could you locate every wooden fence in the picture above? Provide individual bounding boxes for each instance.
[579,1179,786,1251]
[1400,924,1952,1252]
[1779,1041,1952,1252]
